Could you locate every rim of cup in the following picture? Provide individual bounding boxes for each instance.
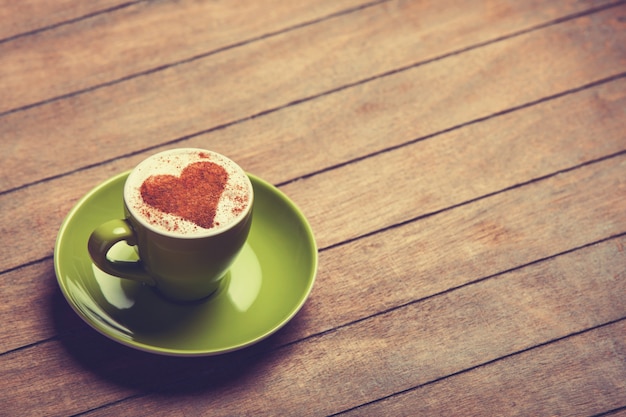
[123,148,254,239]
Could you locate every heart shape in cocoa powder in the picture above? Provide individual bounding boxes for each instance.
[140,161,228,229]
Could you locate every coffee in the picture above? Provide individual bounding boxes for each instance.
[125,149,253,236]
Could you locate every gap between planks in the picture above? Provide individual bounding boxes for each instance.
[0,1,624,195]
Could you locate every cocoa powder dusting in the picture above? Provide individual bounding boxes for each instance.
[140,161,228,229]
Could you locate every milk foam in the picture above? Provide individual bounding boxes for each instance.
[125,149,253,236]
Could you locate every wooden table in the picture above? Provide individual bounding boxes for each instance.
[2,1,626,415]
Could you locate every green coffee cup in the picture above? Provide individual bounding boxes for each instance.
[88,149,254,302]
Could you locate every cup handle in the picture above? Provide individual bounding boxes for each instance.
[88,219,156,286]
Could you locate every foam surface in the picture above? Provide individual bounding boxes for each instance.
[125,149,253,236]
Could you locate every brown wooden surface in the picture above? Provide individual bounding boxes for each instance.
[1,1,625,416]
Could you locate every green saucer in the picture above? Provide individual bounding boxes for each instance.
[54,171,317,356]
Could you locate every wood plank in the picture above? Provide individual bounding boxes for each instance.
[339,321,626,416]
[282,77,626,249]
[2,74,624,275]
[0,260,86,354]
[0,0,130,41]
[3,2,624,416]
[300,154,626,342]
[1,77,624,353]
[2,1,624,192]
[1,132,625,357]
[3,233,625,416]
[1,340,142,416]
[0,0,376,114]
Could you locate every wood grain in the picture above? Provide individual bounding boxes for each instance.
[0,0,131,41]
[2,1,624,192]
[0,261,76,354]
[2,76,625,354]
[2,145,625,355]
[3,1,626,415]
[3,234,624,416]
[2,71,625,273]
[339,320,626,416]
[0,5,624,270]
[295,153,626,342]
[0,0,376,113]
[281,77,626,249]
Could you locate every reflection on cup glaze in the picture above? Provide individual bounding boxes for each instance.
[90,240,263,313]
[67,278,133,336]
[227,243,262,312]
[92,241,138,310]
